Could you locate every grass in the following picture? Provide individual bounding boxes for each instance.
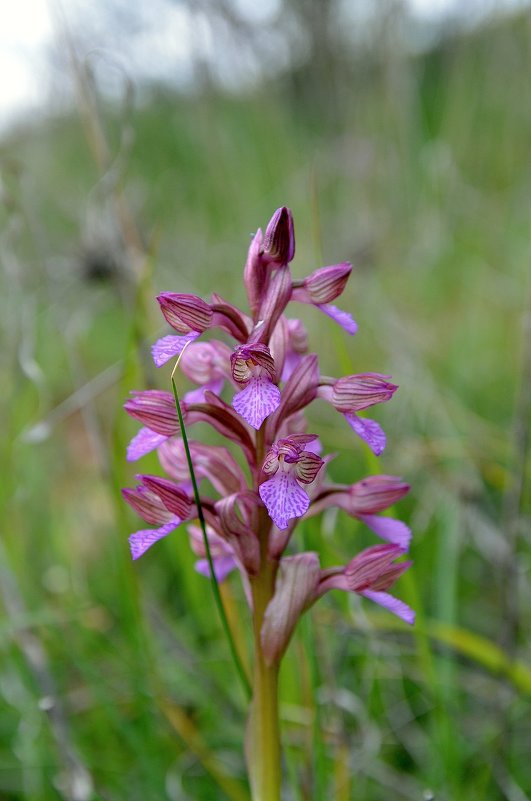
[1,7,530,800]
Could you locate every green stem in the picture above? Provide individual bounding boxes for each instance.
[248,557,281,801]
[171,375,251,701]
[247,425,282,801]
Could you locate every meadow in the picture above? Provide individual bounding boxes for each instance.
[0,8,530,800]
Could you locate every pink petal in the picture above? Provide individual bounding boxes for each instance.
[232,375,281,430]
[127,427,167,461]
[361,590,415,625]
[195,556,237,583]
[151,332,200,367]
[129,519,179,560]
[259,472,310,530]
[357,514,412,550]
[183,378,224,404]
[317,303,358,335]
[281,350,303,382]
[345,413,386,456]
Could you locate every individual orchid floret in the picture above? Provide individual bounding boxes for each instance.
[316,544,415,624]
[124,390,181,460]
[231,344,281,430]
[188,524,238,583]
[152,293,213,367]
[310,474,411,550]
[292,262,352,305]
[262,206,295,266]
[291,262,357,335]
[319,373,398,456]
[259,435,324,530]
[122,482,185,560]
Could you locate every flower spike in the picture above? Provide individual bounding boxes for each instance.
[122,204,415,756]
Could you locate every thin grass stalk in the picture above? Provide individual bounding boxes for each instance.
[170,366,252,701]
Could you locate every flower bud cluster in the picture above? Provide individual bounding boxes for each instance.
[123,207,414,664]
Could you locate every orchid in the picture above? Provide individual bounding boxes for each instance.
[122,206,413,801]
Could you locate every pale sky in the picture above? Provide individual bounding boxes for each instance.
[0,0,528,130]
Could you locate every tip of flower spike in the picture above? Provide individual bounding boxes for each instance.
[263,206,295,264]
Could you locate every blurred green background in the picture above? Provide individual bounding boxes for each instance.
[1,2,530,799]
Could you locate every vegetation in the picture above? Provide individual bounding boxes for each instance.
[0,8,530,800]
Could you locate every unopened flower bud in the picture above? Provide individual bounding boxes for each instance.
[263,206,295,265]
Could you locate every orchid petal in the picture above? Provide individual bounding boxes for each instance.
[183,378,224,405]
[232,375,281,430]
[129,519,179,560]
[317,303,358,335]
[357,514,412,550]
[345,413,386,455]
[127,427,167,461]
[259,472,310,530]
[195,556,238,583]
[361,590,415,625]
[151,332,200,368]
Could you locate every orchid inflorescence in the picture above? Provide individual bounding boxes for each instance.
[122,205,413,674]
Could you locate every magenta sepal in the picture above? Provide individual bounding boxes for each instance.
[127,427,168,461]
[210,294,251,342]
[157,293,212,334]
[124,390,179,437]
[122,485,174,525]
[152,332,200,368]
[249,266,292,346]
[347,475,410,513]
[292,262,352,304]
[129,520,180,560]
[332,373,398,412]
